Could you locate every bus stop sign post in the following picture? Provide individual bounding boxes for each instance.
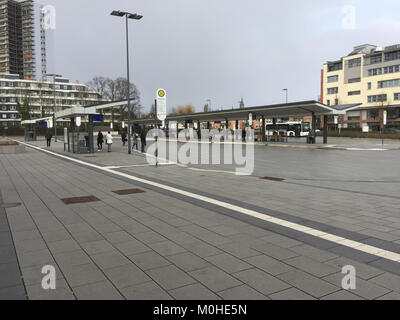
[155,89,167,167]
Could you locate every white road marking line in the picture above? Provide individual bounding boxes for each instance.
[15,139,400,263]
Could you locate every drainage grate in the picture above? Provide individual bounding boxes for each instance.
[112,188,145,195]
[260,176,285,182]
[62,196,100,205]
[0,203,22,209]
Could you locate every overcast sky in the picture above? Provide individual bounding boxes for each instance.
[36,0,400,113]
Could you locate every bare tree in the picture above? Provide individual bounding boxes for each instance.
[87,76,108,97]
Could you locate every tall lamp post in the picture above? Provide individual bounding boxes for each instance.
[282,88,288,104]
[111,10,143,155]
[46,73,62,142]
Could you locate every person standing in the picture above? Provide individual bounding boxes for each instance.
[45,130,53,147]
[140,129,147,153]
[97,131,104,151]
[106,131,113,152]
[121,131,127,146]
[132,134,138,151]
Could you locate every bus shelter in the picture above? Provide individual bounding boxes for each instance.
[133,100,348,144]
[21,117,53,142]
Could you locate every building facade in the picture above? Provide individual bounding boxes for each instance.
[322,44,400,131]
[0,74,106,126]
[0,0,35,80]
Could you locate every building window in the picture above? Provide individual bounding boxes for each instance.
[327,87,339,95]
[378,78,400,88]
[347,123,360,129]
[385,50,400,62]
[370,54,382,64]
[327,75,339,83]
[394,93,400,101]
[348,116,360,121]
[383,65,400,74]
[367,109,379,120]
[328,62,342,72]
[348,91,361,96]
[348,78,361,83]
[368,82,372,90]
[368,94,387,103]
[348,58,361,68]
[368,68,382,76]
[326,100,330,106]
[388,107,400,119]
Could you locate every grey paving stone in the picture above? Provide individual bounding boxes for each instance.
[92,223,122,234]
[328,246,381,264]
[189,266,242,292]
[277,270,340,298]
[0,262,23,289]
[216,242,260,259]
[323,273,390,300]
[11,229,41,242]
[114,239,151,256]
[14,238,47,254]
[0,245,18,265]
[167,252,211,272]
[186,243,223,258]
[284,256,339,278]
[232,268,291,296]
[81,240,115,255]
[148,240,187,257]
[103,264,151,289]
[146,265,197,291]
[169,283,221,300]
[62,263,107,288]
[369,259,400,276]
[260,234,302,248]
[370,273,400,293]
[73,281,123,300]
[251,243,299,261]
[103,231,134,244]
[47,239,81,254]
[218,285,268,300]
[54,250,92,268]
[129,251,171,271]
[0,285,26,300]
[377,292,400,300]
[26,278,75,300]
[72,230,104,243]
[205,253,252,274]
[133,231,167,244]
[208,225,241,236]
[41,230,72,243]
[121,281,173,300]
[269,288,316,300]
[244,255,294,276]
[289,244,338,262]
[91,250,131,270]
[18,249,55,268]
[321,290,365,300]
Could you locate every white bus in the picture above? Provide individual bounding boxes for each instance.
[265,121,311,137]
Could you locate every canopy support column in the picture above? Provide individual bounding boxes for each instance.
[323,115,328,144]
[88,115,94,153]
[262,116,266,142]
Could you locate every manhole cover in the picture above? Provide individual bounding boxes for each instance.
[113,189,145,195]
[0,203,22,208]
[62,196,100,205]
[260,176,285,182]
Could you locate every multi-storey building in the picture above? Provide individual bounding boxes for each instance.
[0,0,35,80]
[0,74,107,126]
[322,44,400,131]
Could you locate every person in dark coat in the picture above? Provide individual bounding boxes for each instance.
[121,131,127,146]
[242,128,247,142]
[45,130,52,147]
[97,131,104,151]
[140,129,147,153]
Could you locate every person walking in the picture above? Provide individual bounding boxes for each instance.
[45,130,52,147]
[132,134,138,151]
[106,131,113,152]
[121,131,127,146]
[97,131,104,151]
[242,128,247,142]
[140,129,147,153]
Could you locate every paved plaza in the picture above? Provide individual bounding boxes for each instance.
[1,136,400,300]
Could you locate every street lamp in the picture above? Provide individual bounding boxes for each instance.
[46,73,62,142]
[111,10,143,155]
[282,88,288,104]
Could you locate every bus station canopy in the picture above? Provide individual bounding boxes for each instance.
[133,100,345,124]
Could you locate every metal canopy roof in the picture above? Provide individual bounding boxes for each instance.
[133,100,342,124]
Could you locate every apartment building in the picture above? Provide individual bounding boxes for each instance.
[0,74,106,126]
[322,44,400,131]
[0,0,35,80]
